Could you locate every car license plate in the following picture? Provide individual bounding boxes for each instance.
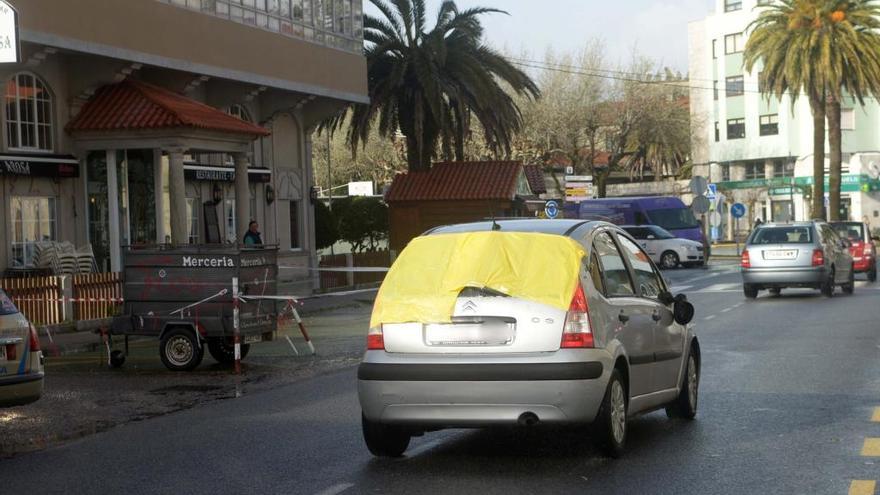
[764,250,797,260]
[244,334,263,345]
[425,323,514,346]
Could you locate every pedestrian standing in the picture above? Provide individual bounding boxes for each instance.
[243,221,263,246]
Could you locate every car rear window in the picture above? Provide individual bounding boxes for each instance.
[751,227,812,245]
[831,223,864,241]
[0,289,19,315]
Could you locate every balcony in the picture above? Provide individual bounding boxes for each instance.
[160,0,364,53]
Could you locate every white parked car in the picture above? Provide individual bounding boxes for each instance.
[622,225,705,269]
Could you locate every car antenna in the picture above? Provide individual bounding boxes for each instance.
[491,213,501,231]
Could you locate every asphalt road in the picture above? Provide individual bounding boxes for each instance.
[3,262,880,494]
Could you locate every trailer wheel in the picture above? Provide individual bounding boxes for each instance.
[109,350,126,368]
[207,339,251,364]
[160,328,204,372]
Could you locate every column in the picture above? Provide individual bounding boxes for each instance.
[106,150,122,272]
[168,149,188,245]
[154,150,167,244]
[234,153,251,244]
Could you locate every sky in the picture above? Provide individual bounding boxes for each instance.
[365,0,717,72]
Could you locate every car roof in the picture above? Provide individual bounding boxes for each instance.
[757,222,815,228]
[427,219,604,237]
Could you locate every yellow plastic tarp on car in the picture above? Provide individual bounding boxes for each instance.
[370,231,586,328]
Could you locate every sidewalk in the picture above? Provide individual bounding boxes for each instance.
[710,243,742,259]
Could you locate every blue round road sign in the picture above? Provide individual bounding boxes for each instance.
[545,200,559,219]
[731,203,747,219]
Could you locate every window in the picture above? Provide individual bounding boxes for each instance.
[773,160,793,178]
[726,76,744,97]
[5,73,53,151]
[725,0,742,12]
[715,122,720,142]
[751,226,812,245]
[592,232,634,297]
[0,289,18,315]
[712,39,718,59]
[186,198,200,244]
[745,162,764,180]
[725,33,744,54]
[224,198,237,244]
[842,108,856,130]
[760,114,779,136]
[290,200,301,249]
[647,208,699,230]
[10,196,57,268]
[722,164,731,181]
[226,104,253,122]
[623,227,650,240]
[758,71,768,94]
[616,236,664,299]
[713,80,719,100]
[589,253,605,295]
[727,118,745,139]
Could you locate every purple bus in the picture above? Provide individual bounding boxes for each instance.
[570,196,706,245]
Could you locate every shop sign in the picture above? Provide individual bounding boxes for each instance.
[0,1,18,64]
[564,175,594,203]
[0,154,79,178]
[184,164,271,183]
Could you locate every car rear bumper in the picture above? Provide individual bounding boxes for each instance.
[853,257,876,272]
[742,266,827,287]
[0,371,44,407]
[358,355,611,427]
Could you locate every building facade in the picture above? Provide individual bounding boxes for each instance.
[689,0,880,238]
[0,0,367,289]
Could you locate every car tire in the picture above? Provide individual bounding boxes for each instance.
[594,369,627,458]
[159,327,204,372]
[743,284,758,299]
[362,413,411,457]
[666,350,699,420]
[821,269,835,298]
[769,288,781,297]
[207,339,251,364]
[869,265,877,283]
[660,251,680,269]
[843,266,855,295]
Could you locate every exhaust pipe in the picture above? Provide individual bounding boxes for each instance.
[518,412,539,427]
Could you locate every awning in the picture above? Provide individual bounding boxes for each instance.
[0,153,79,178]
[184,163,271,183]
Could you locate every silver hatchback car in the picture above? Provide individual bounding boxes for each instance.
[741,221,855,298]
[358,220,699,458]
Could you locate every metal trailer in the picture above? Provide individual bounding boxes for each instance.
[110,246,279,371]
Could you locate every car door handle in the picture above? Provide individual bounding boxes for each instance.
[652,310,662,322]
[618,312,630,324]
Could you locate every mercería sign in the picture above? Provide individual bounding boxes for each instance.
[0,154,79,178]
[182,256,235,268]
[184,164,271,183]
[0,1,19,65]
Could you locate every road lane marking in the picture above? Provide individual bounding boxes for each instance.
[704,315,716,321]
[721,308,732,313]
[873,408,880,422]
[862,438,880,456]
[849,480,876,495]
[314,483,354,495]
[670,285,692,292]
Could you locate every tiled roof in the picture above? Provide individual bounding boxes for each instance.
[385,161,523,202]
[523,165,547,194]
[67,80,270,137]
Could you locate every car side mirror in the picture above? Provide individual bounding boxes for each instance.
[673,294,695,325]
[658,290,675,306]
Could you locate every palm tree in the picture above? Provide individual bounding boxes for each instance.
[745,0,880,221]
[336,0,539,171]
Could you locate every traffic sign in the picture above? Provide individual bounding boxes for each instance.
[690,176,708,196]
[707,183,717,200]
[731,203,747,219]
[544,200,559,219]
[709,211,722,226]
[692,196,711,214]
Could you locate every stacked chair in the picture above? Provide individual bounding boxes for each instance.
[32,241,98,275]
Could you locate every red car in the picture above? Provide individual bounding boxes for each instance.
[831,222,878,282]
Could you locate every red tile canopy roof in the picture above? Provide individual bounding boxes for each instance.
[523,165,547,194]
[385,161,525,202]
[67,80,270,137]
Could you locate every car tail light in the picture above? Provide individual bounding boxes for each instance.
[366,326,385,351]
[28,324,40,352]
[741,250,751,268]
[4,343,16,361]
[561,283,593,349]
[812,249,825,267]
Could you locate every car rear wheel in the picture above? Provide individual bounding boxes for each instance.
[821,269,835,298]
[159,328,204,372]
[666,351,699,420]
[660,251,680,269]
[743,284,758,299]
[207,339,251,364]
[869,265,877,283]
[843,266,855,295]
[594,369,627,458]
[362,413,411,457]
[769,288,782,297]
